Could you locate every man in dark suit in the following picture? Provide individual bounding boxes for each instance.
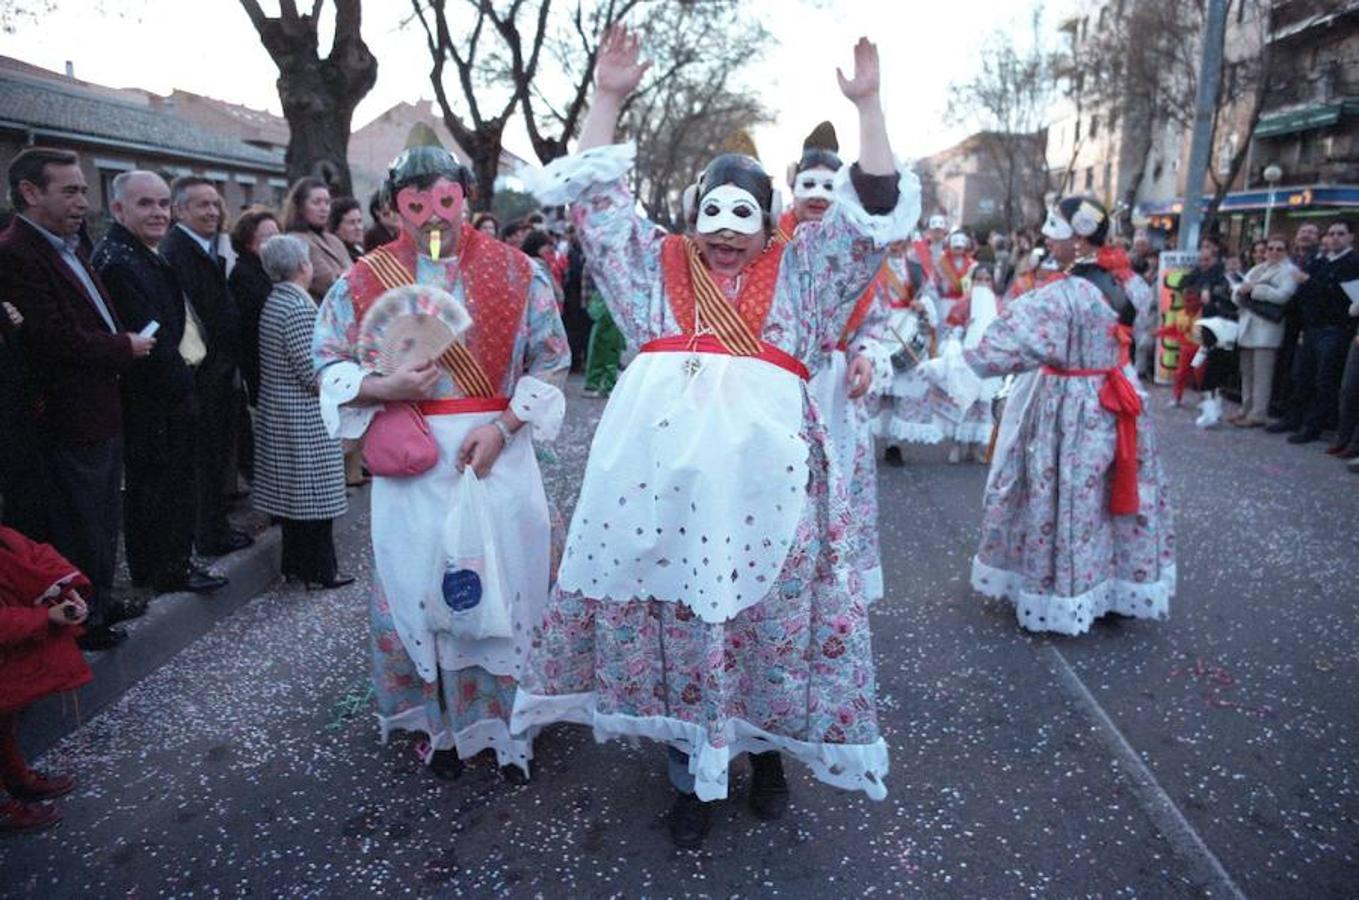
[159,176,253,557]
[93,171,227,595]
[0,148,156,649]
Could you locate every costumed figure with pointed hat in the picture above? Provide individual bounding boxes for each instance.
[921,196,1176,635]
[310,124,570,780]
[778,122,891,601]
[512,28,918,848]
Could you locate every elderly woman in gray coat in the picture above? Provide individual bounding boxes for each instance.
[1231,236,1298,427]
[253,235,353,589]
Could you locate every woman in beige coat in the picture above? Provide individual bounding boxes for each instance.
[281,176,352,303]
[1231,236,1297,426]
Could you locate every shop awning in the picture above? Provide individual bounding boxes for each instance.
[1255,100,1359,138]
[1135,184,1359,218]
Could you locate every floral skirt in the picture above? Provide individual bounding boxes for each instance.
[512,430,887,802]
[369,580,531,774]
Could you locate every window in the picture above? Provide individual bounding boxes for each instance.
[1090,115,1100,138]
[1085,166,1094,190]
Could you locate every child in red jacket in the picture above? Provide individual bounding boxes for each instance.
[0,525,93,833]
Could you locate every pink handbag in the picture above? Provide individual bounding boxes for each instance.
[362,403,438,477]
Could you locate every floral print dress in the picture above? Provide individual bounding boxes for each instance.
[962,274,1176,635]
[512,143,919,800]
[312,252,569,771]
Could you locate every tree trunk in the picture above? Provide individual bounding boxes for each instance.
[240,0,377,197]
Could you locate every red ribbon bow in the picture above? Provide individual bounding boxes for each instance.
[1099,325,1141,516]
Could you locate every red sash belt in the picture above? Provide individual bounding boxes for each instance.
[417,397,510,416]
[640,334,810,381]
[1040,362,1142,516]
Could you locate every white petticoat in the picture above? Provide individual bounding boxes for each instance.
[556,349,808,624]
[971,556,1175,636]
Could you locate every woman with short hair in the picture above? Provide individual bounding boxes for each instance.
[327,196,365,263]
[253,234,352,589]
[228,209,280,404]
[1231,235,1297,426]
[281,177,351,302]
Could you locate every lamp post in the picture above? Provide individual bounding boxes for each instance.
[1263,164,1283,237]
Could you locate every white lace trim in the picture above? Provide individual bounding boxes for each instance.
[971,556,1175,636]
[376,705,536,776]
[510,691,889,802]
[318,360,377,440]
[830,160,922,249]
[520,142,637,206]
[951,421,994,443]
[876,415,945,444]
[863,565,884,603]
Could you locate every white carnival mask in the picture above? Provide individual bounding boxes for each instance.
[1041,207,1074,240]
[793,167,836,203]
[695,184,764,235]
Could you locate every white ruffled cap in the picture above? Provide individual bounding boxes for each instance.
[830,159,922,248]
[520,142,638,206]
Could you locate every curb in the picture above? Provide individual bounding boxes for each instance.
[20,491,366,759]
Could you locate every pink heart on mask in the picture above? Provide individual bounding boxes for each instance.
[429,181,464,224]
[395,187,434,228]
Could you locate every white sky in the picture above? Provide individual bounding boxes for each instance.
[0,0,1075,176]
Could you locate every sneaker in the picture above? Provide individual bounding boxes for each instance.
[667,791,712,849]
[0,799,60,835]
[747,752,790,821]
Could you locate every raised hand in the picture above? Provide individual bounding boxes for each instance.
[837,37,881,106]
[595,24,650,99]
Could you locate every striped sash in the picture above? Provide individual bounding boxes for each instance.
[681,238,763,356]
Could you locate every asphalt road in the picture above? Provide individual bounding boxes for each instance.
[2,379,1355,898]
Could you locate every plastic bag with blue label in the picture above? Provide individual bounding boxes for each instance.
[430,470,513,641]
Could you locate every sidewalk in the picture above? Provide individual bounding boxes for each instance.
[17,490,367,760]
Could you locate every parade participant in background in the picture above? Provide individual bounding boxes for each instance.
[582,284,625,398]
[925,196,1175,635]
[935,230,975,325]
[940,264,1001,463]
[1003,247,1046,305]
[776,121,841,241]
[876,239,943,462]
[913,213,948,291]
[1177,239,1235,428]
[514,27,916,849]
[312,125,570,782]
[780,121,889,599]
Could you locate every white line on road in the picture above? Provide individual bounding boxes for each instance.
[1044,645,1248,900]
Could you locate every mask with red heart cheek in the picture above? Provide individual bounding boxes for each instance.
[396,181,465,231]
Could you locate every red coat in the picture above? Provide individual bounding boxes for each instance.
[0,527,92,713]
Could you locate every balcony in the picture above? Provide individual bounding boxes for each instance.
[1268,0,1359,44]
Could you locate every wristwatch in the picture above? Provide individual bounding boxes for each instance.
[492,418,513,445]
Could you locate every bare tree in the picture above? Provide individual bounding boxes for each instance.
[240,0,377,196]
[1073,0,1279,233]
[410,0,762,211]
[620,3,770,227]
[947,15,1054,231]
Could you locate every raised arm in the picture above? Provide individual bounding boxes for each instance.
[576,26,650,152]
[838,38,894,176]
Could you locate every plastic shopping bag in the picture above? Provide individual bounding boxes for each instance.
[431,471,513,641]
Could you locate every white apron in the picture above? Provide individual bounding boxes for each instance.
[371,409,550,683]
[808,349,856,475]
[557,349,808,623]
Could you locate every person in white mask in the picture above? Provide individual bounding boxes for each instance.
[514,26,919,850]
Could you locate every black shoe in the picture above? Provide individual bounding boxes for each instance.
[1287,429,1320,444]
[105,596,148,625]
[428,749,465,781]
[667,791,712,849]
[1264,421,1296,434]
[198,531,253,556]
[302,573,356,591]
[155,565,228,594]
[884,445,904,467]
[500,764,530,785]
[747,752,790,821]
[76,625,127,651]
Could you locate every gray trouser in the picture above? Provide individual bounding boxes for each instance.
[1238,347,1277,422]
